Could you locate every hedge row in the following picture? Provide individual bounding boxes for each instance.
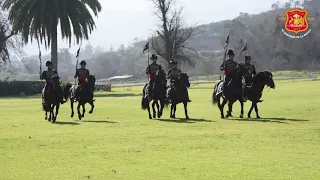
[0,81,111,97]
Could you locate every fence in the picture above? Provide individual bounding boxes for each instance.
[109,72,318,89]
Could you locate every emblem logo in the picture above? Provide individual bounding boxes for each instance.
[279,9,315,38]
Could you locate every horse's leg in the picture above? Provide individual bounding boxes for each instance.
[170,103,174,118]
[248,102,254,118]
[155,100,160,118]
[172,103,177,118]
[81,104,85,117]
[158,100,164,118]
[53,104,59,123]
[253,102,260,119]
[152,101,156,118]
[88,100,94,114]
[226,101,234,118]
[220,98,227,118]
[48,105,53,122]
[239,100,244,118]
[70,98,74,118]
[183,102,189,119]
[77,103,82,120]
[45,111,48,120]
[147,101,152,119]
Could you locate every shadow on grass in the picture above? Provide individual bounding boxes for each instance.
[94,93,142,98]
[81,120,117,123]
[225,117,309,124]
[54,121,80,125]
[154,118,215,124]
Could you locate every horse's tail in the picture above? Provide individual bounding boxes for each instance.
[63,83,72,100]
[212,83,219,105]
[141,84,149,110]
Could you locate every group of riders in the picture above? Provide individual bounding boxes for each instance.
[144,49,258,103]
[220,49,258,102]
[40,48,258,105]
[41,60,91,105]
[144,53,191,102]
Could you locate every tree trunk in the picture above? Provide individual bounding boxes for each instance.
[51,23,58,72]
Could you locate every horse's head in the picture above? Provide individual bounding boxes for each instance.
[50,76,60,90]
[180,73,190,88]
[155,69,166,84]
[254,70,275,89]
[263,70,275,89]
[236,63,249,77]
[86,75,96,87]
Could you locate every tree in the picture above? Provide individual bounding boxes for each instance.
[2,0,102,71]
[151,0,197,68]
[0,1,22,65]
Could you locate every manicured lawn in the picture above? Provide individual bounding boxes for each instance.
[0,80,319,179]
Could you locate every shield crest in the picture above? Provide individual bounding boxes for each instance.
[285,9,308,34]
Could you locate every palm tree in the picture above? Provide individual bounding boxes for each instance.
[2,0,102,71]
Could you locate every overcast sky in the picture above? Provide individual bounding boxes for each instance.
[23,0,286,56]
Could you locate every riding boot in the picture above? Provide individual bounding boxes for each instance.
[241,86,246,102]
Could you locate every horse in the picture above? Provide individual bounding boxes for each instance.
[244,70,275,118]
[169,72,191,119]
[212,63,249,118]
[141,69,168,119]
[42,76,62,123]
[64,75,96,120]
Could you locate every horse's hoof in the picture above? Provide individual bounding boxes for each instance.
[89,111,93,114]
[71,114,74,118]
[81,114,85,118]
[157,114,161,118]
[78,116,82,120]
[257,116,261,119]
[248,115,251,118]
[221,116,225,119]
[240,114,243,118]
[45,117,47,120]
[186,117,190,120]
[149,116,152,119]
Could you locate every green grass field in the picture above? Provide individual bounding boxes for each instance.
[0,80,319,180]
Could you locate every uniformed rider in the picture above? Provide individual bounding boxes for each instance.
[243,55,256,86]
[166,60,191,102]
[220,49,240,99]
[145,54,162,99]
[40,61,66,104]
[74,60,90,85]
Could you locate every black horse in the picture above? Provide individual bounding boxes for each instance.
[141,69,168,119]
[212,64,249,118]
[244,70,275,118]
[64,75,96,120]
[169,72,191,119]
[42,76,62,123]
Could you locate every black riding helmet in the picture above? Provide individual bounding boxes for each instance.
[80,60,86,65]
[150,54,157,60]
[46,61,53,67]
[227,49,235,55]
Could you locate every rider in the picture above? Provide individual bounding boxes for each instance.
[220,49,245,101]
[166,59,191,102]
[74,60,90,85]
[145,54,162,99]
[243,55,256,86]
[74,60,91,100]
[40,61,66,104]
[243,55,262,102]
